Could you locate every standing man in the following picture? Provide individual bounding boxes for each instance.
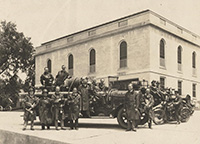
[22,88,39,130]
[124,83,140,132]
[78,78,90,118]
[40,67,54,91]
[38,89,52,130]
[55,65,69,88]
[173,91,183,124]
[144,88,154,129]
[68,87,81,130]
[51,86,66,130]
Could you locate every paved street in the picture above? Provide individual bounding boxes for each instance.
[0,110,200,144]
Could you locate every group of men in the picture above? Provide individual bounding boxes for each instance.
[22,65,187,132]
[22,86,81,130]
[22,65,107,131]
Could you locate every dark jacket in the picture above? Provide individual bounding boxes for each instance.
[38,96,52,125]
[68,93,81,120]
[78,84,90,111]
[51,93,65,120]
[22,95,39,121]
[55,70,69,86]
[124,90,140,120]
[40,72,54,87]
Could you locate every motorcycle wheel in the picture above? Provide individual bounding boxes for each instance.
[5,106,12,111]
[153,108,165,125]
[117,107,127,129]
[139,112,148,125]
[180,107,191,122]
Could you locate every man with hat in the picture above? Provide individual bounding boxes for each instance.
[68,87,81,130]
[51,86,66,130]
[38,89,52,130]
[22,88,39,130]
[124,83,140,132]
[78,77,91,118]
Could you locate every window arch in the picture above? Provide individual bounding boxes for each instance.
[68,54,74,76]
[120,41,127,68]
[192,51,196,68]
[89,49,96,73]
[160,39,165,59]
[177,46,182,64]
[47,59,52,73]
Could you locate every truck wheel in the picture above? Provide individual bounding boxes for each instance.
[180,107,190,122]
[117,107,127,129]
[0,105,3,111]
[153,108,165,125]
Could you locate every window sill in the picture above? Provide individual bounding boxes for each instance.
[88,72,96,75]
[159,66,166,70]
[118,67,129,71]
[177,70,183,74]
[192,74,197,78]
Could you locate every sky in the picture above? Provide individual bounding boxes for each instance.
[0,0,200,47]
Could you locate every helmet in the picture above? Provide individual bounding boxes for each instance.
[42,89,48,94]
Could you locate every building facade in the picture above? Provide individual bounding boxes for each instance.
[35,10,200,100]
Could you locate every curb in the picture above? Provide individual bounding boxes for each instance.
[0,129,69,144]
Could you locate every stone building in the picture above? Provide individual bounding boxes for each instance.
[35,10,200,100]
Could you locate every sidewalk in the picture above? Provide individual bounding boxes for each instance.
[0,111,200,144]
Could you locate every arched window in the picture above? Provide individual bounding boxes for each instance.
[177,46,182,64]
[160,39,165,67]
[68,54,74,76]
[120,41,127,68]
[89,49,96,73]
[160,39,165,59]
[47,59,52,73]
[192,51,196,68]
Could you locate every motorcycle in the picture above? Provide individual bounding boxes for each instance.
[153,100,191,125]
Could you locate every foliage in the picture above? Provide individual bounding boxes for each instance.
[0,21,35,106]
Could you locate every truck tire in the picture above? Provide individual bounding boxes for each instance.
[153,108,165,125]
[0,105,3,111]
[117,107,127,129]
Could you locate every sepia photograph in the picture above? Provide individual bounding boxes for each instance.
[0,0,200,144]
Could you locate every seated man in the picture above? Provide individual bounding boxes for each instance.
[40,67,54,91]
[55,65,69,88]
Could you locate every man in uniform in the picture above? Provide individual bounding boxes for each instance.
[51,86,66,130]
[22,88,39,130]
[78,77,90,118]
[124,83,140,132]
[144,88,154,129]
[38,89,52,130]
[68,87,81,130]
[98,79,108,92]
[173,91,183,124]
[55,65,69,88]
[40,67,54,91]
